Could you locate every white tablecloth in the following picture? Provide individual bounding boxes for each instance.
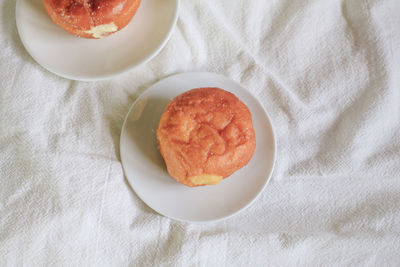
[1,0,400,265]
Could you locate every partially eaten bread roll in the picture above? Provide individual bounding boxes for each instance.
[43,0,141,39]
[157,87,256,187]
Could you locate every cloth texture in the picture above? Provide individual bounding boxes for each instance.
[1,0,400,266]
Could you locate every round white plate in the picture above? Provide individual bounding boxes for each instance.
[120,72,276,222]
[16,0,179,81]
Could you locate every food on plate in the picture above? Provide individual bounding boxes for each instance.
[156,87,256,187]
[43,0,141,38]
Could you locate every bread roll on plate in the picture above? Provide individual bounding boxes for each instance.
[157,87,256,187]
[43,0,141,38]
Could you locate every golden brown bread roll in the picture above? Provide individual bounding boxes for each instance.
[157,87,256,187]
[43,0,141,38]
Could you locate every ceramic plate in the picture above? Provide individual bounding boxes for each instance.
[16,0,179,81]
[120,72,276,222]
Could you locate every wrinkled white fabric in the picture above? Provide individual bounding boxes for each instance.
[1,0,400,266]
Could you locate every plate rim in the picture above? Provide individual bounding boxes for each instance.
[15,0,180,81]
[120,72,277,223]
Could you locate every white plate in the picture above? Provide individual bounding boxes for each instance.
[120,72,276,222]
[16,0,179,81]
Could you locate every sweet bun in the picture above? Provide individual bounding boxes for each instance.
[156,87,256,187]
[43,0,141,39]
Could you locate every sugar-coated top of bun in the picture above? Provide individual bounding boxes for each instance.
[157,87,256,187]
[43,0,141,38]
